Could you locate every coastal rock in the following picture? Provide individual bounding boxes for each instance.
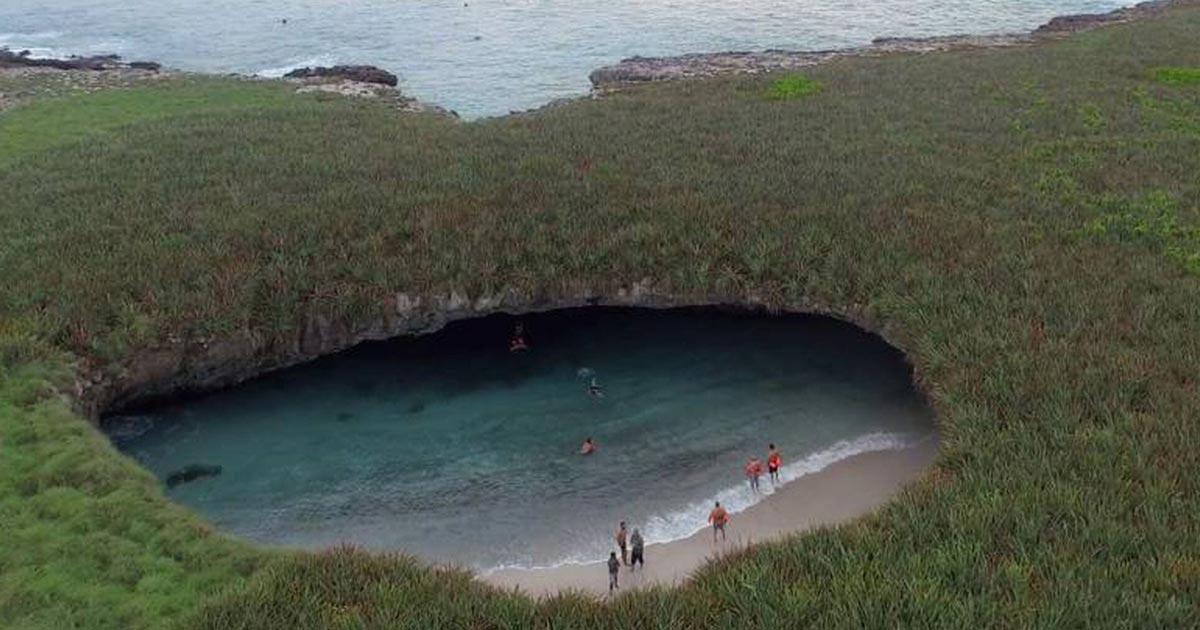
[588,0,1192,88]
[283,64,398,86]
[0,47,160,72]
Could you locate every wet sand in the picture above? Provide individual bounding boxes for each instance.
[482,437,938,597]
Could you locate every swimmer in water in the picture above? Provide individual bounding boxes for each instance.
[580,437,596,455]
[509,322,529,352]
[588,377,605,398]
[767,443,782,484]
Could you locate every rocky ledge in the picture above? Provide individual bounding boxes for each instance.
[0,47,161,72]
[283,64,398,87]
[589,0,1188,87]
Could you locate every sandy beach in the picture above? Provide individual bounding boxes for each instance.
[483,437,938,597]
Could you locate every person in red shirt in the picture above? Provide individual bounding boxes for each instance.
[767,444,782,484]
[745,456,763,493]
[708,501,729,542]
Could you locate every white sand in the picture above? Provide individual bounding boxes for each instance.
[482,438,937,597]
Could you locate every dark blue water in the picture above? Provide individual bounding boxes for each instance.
[0,0,1125,117]
[106,308,934,570]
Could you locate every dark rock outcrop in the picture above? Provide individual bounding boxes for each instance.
[283,64,398,86]
[0,47,161,72]
[165,464,223,488]
[1035,0,1174,33]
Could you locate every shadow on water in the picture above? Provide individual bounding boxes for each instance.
[103,306,936,570]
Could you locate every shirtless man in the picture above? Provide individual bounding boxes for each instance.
[580,437,596,455]
[708,501,729,542]
[767,444,782,484]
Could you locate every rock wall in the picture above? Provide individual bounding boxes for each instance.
[78,282,905,420]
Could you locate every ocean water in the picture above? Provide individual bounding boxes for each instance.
[1,0,1125,117]
[105,307,935,571]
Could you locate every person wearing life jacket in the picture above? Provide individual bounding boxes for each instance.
[745,456,764,493]
[708,501,729,542]
[767,444,782,484]
[509,322,529,352]
[580,437,596,455]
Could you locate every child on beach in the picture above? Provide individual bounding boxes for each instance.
[607,552,620,592]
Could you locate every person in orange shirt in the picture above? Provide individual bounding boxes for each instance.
[745,456,763,493]
[708,501,729,542]
[767,443,782,484]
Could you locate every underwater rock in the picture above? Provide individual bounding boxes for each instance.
[165,464,223,488]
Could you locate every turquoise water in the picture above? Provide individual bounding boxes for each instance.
[0,0,1125,117]
[106,308,934,571]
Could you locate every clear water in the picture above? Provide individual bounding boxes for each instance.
[105,308,934,571]
[1,0,1125,117]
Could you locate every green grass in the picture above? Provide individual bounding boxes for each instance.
[1153,66,1200,85]
[0,78,300,166]
[3,5,1200,629]
[765,74,821,100]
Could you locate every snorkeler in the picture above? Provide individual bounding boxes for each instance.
[509,322,529,352]
[580,437,596,455]
[587,377,605,398]
[767,444,782,484]
[745,456,763,492]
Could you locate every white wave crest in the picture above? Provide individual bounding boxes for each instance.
[640,431,914,545]
[255,54,338,78]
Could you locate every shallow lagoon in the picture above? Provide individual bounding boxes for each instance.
[1,0,1125,117]
[106,308,934,571]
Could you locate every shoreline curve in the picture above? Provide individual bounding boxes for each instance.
[482,437,938,597]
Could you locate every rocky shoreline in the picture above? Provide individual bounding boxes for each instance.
[588,0,1186,87]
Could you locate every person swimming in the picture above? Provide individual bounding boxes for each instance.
[509,322,529,352]
[587,377,605,398]
[580,437,596,455]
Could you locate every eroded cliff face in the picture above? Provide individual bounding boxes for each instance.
[79,281,911,420]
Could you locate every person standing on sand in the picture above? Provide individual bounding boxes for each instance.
[708,501,729,542]
[616,521,630,565]
[767,444,782,484]
[630,528,645,570]
[607,552,620,592]
[745,456,763,492]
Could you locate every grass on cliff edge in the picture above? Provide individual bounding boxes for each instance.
[3,5,1200,629]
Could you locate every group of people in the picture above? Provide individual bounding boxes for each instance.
[744,443,784,492]
[606,520,646,592]
[507,321,788,594]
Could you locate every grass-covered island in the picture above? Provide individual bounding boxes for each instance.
[2,3,1200,628]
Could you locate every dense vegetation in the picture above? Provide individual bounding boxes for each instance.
[2,6,1199,628]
